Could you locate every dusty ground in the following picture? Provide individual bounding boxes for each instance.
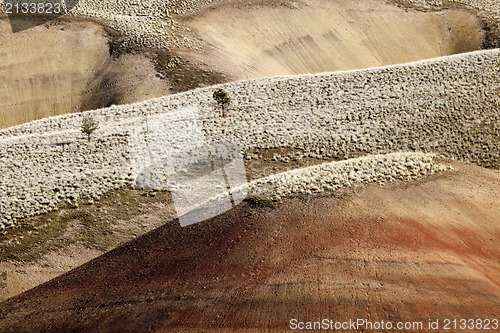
[0,187,177,301]
[0,16,171,129]
[0,161,499,332]
[0,154,325,302]
[184,0,484,79]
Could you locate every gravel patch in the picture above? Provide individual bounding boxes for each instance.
[0,49,498,233]
[245,153,450,202]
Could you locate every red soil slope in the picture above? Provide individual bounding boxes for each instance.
[0,161,499,332]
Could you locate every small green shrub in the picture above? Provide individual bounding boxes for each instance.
[213,88,231,117]
[81,116,99,142]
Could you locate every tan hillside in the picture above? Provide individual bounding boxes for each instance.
[0,0,487,127]
[186,0,484,79]
[0,17,170,129]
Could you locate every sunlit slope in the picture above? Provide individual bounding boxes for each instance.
[187,0,484,79]
[0,19,109,128]
[0,18,170,129]
[0,162,499,332]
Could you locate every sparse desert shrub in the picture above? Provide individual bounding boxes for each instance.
[81,116,99,142]
[213,88,231,117]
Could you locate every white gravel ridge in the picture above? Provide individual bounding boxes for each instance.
[0,49,498,233]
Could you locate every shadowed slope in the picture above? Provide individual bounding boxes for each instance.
[0,161,499,332]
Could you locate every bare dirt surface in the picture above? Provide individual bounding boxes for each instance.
[0,161,499,332]
[185,0,484,79]
[0,16,171,129]
[0,188,177,301]
[0,154,323,302]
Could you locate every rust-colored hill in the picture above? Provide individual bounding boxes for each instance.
[0,161,499,332]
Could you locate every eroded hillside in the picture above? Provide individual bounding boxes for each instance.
[0,162,499,332]
[185,0,484,79]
